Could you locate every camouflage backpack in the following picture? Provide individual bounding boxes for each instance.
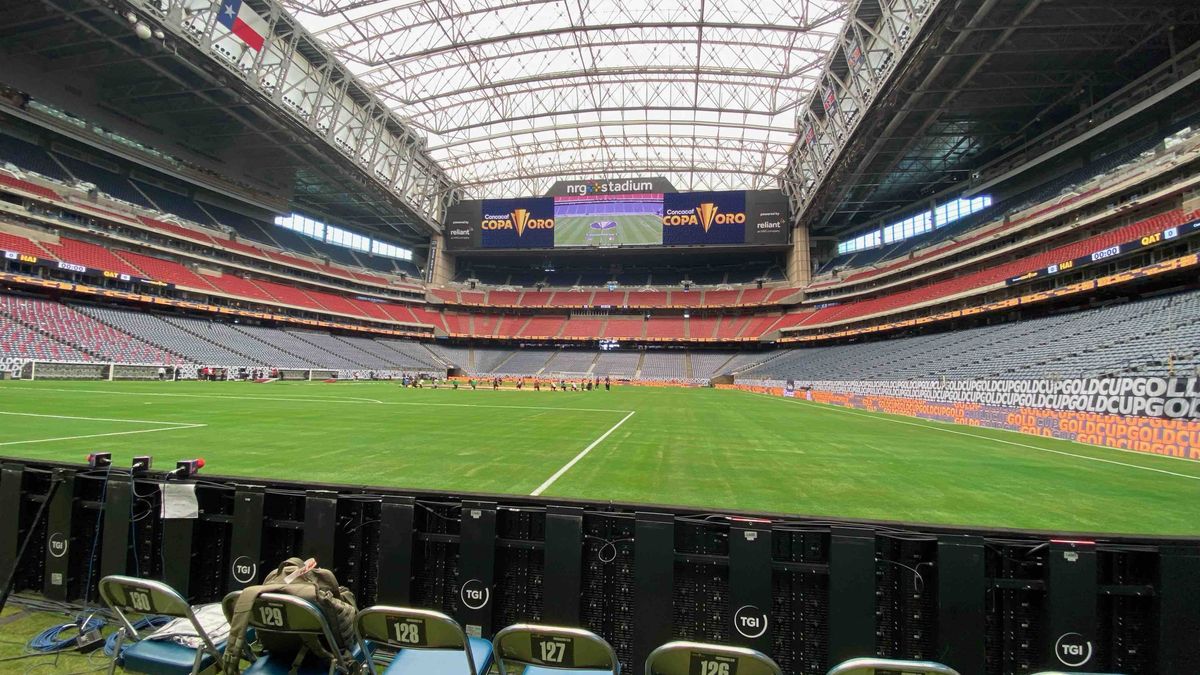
[222,557,358,674]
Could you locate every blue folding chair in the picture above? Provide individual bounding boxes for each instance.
[646,641,781,675]
[355,606,491,674]
[493,623,619,675]
[826,657,960,675]
[98,575,225,675]
[222,591,374,675]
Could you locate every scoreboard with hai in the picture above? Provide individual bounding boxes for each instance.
[444,189,789,250]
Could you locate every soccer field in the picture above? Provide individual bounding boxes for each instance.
[554,214,662,246]
[0,380,1196,535]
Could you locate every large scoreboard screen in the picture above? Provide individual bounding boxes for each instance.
[445,189,788,251]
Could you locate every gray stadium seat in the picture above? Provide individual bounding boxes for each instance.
[492,623,619,675]
[98,575,225,675]
[645,641,781,675]
[355,606,492,674]
[825,657,960,675]
[222,591,373,675]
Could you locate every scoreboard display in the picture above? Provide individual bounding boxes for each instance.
[445,189,788,251]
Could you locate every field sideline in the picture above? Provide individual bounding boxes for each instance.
[0,380,1196,536]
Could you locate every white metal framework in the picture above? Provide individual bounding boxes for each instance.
[283,0,851,198]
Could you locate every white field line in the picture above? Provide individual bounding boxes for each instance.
[0,425,207,447]
[0,387,632,414]
[0,410,206,447]
[531,410,636,496]
[743,391,1200,481]
[0,411,199,425]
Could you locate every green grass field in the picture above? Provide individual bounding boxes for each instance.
[554,214,662,246]
[0,380,1197,535]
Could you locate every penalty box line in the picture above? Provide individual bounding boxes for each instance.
[0,410,206,447]
[0,386,633,414]
[531,410,636,497]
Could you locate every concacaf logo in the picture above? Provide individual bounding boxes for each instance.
[481,208,554,235]
[662,202,746,232]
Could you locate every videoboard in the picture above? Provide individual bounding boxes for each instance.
[444,189,788,250]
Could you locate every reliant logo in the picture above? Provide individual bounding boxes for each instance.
[481,209,554,235]
[663,203,747,231]
[565,179,655,196]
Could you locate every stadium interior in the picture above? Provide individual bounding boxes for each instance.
[0,0,1198,673]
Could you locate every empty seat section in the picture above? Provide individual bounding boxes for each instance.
[519,291,553,307]
[380,303,420,324]
[626,291,668,307]
[44,237,142,275]
[410,307,447,330]
[261,225,319,257]
[459,291,486,305]
[702,290,742,306]
[542,350,597,374]
[0,297,180,363]
[303,288,367,317]
[0,172,61,201]
[669,290,703,307]
[430,289,458,303]
[348,299,392,321]
[687,317,719,339]
[473,315,498,336]
[815,209,1190,325]
[561,317,604,338]
[495,316,526,337]
[518,316,566,338]
[487,291,521,306]
[689,352,737,379]
[348,269,391,285]
[373,339,443,369]
[53,154,153,207]
[590,290,627,306]
[332,337,410,369]
[443,312,472,334]
[644,317,686,339]
[639,352,687,380]
[251,279,325,310]
[116,250,218,290]
[72,306,246,364]
[741,314,783,339]
[137,216,216,245]
[217,237,269,259]
[0,316,92,361]
[604,317,644,339]
[493,349,555,374]
[164,318,296,365]
[134,181,216,225]
[0,231,53,257]
[737,289,772,305]
[202,273,276,301]
[715,317,750,339]
[549,291,592,307]
[231,326,357,367]
[592,351,640,377]
[0,133,71,181]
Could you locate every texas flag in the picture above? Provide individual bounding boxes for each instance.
[216,0,268,52]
